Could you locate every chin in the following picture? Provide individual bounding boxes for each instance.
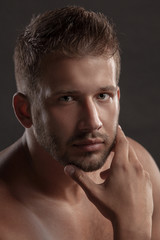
[65,151,109,172]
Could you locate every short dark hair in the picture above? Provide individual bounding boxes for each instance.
[14,6,120,98]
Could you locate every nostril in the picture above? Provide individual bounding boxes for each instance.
[97,123,103,130]
[78,118,103,132]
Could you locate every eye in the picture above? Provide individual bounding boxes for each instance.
[59,96,73,102]
[97,93,110,100]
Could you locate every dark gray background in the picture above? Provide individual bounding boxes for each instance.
[0,0,160,168]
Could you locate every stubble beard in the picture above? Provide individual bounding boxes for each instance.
[61,130,117,172]
[33,120,118,172]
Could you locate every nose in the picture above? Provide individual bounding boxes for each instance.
[78,99,102,132]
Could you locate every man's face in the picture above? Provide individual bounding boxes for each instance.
[31,56,120,172]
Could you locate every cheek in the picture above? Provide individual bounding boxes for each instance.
[44,108,77,137]
[100,102,119,128]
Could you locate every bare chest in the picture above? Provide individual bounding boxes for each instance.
[0,202,113,240]
[0,189,113,240]
[46,211,113,240]
[29,200,114,240]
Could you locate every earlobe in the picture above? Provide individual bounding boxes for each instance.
[12,92,32,128]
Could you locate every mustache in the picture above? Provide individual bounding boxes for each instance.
[67,131,109,145]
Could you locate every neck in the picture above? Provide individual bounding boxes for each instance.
[22,130,89,203]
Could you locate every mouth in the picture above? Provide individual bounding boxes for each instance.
[73,139,104,152]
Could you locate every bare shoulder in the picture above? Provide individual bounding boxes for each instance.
[127,137,160,175]
[127,137,160,190]
[0,138,26,208]
[0,179,45,240]
[0,140,23,206]
[127,137,160,240]
[0,177,24,237]
[0,140,49,239]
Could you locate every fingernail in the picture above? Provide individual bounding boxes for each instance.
[118,125,122,129]
[64,165,75,176]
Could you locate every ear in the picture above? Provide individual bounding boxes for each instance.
[117,87,120,113]
[12,92,32,128]
[117,86,120,100]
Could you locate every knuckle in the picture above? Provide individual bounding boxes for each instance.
[144,170,151,180]
[113,160,128,172]
[119,136,128,148]
[144,171,152,189]
[133,160,143,173]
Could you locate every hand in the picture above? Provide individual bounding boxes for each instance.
[64,126,153,239]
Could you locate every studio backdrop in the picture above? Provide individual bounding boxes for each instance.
[0,0,160,168]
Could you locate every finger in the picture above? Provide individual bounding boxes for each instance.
[129,144,141,165]
[111,126,129,168]
[128,144,144,172]
[64,165,100,200]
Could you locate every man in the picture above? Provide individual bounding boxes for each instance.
[0,6,159,239]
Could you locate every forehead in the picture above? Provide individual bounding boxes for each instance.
[40,55,117,95]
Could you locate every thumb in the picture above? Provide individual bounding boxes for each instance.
[64,165,99,201]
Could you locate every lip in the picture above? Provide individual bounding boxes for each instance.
[73,139,104,152]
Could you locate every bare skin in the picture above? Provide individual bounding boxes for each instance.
[0,132,160,239]
[0,135,114,240]
[0,56,159,239]
[65,127,155,239]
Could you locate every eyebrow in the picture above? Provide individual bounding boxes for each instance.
[99,86,118,92]
[51,86,118,96]
[52,90,81,96]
